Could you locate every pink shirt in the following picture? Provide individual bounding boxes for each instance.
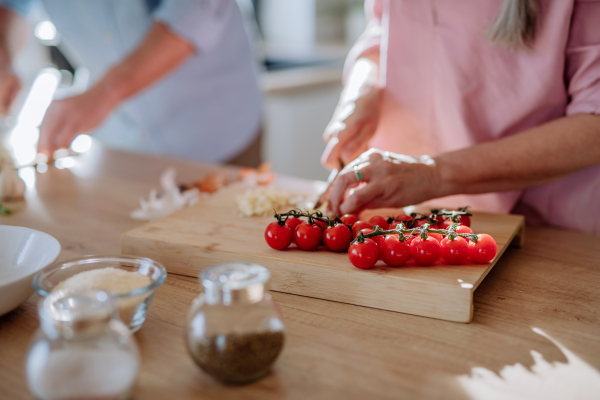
[348,0,600,235]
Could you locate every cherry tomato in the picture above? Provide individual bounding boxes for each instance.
[264,222,293,250]
[340,214,359,226]
[388,222,399,230]
[352,221,374,237]
[440,236,468,264]
[435,215,446,226]
[415,219,428,228]
[323,224,352,252]
[427,232,443,243]
[468,234,497,263]
[348,238,379,269]
[294,222,322,251]
[441,214,471,229]
[380,235,411,267]
[440,218,453,230]
[455,225,473,235]
[368,216,389,230]
[457,214,471,227]
[359,228,384,247]
[396,214,412,221]
[315,219,328,230]
[285,216,302,231]
[410,237,440,265]
[403,234,416,245]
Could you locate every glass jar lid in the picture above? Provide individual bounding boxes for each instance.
[201,264,270,305]
[40,289,116,337]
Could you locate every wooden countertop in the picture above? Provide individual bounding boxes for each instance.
[1,143,599,399]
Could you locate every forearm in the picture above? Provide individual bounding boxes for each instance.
[434,113,600,195]
[0,7,28,66]
[95,22,194,104]
[341,52,380,103]
[345,50,380,90]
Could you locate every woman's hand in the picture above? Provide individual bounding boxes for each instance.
[37,83,119,157]
[327,149,441,216]
[321,57,380,170]
[37,22,194,157]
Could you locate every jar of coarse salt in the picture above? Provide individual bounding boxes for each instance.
[25,289,140,400]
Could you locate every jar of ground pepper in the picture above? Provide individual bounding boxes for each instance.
[185,264,285,384]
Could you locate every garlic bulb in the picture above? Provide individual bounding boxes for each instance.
[0,166,25,201]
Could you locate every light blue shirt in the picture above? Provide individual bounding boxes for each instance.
[2,0,262,162]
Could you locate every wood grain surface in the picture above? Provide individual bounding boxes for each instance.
[1,143,599,400]
[123,183,525,322]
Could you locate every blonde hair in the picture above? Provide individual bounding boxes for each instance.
[487,0,538,50]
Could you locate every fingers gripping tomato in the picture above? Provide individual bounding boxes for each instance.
[468,234,497,263]
[380,235,411,267]
[323,224,353,252]
[265,222,293,250]
[349,238,379,269]
[410,236,440,265]
[294,222,322,251]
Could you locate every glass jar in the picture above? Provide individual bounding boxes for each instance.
[26,289,140,400]
[185,263,285,384]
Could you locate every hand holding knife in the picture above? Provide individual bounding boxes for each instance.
[314,161,345,210]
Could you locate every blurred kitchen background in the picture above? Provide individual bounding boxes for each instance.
[3,0,366,182]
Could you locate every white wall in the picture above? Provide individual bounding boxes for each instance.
[263,83,342,181]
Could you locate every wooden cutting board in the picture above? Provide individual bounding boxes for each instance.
[122,179,524,323]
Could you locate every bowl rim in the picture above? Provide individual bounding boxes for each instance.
[32,254,167,298]
[0,226,61,288]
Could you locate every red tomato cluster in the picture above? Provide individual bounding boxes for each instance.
[264,210,497,271]
[351,230,496,269]
[265,218,353,253]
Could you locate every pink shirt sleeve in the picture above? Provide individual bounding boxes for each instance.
[565,0,600,116]
[343,0,384,81]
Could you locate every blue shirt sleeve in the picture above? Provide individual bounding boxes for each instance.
[0,0,35,18]
[152,0,235,53]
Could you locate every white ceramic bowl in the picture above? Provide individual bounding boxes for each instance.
[0,226,61,317]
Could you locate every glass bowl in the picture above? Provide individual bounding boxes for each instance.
[33,255,167,332]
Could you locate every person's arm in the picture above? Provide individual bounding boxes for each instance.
[321,53,380,170]
[0,5,28,116]
[38,22,194,155]
[326,114,600,215]
[99,22,194,104]
[435,114,600,195]
[320,0,384,170]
